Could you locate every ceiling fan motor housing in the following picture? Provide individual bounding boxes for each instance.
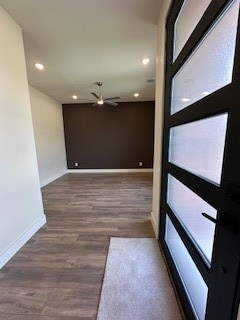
[91,82,120,106]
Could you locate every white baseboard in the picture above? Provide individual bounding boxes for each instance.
[0,215,46,269]
[67,168,153,173]
[151,211,159,239]
[40,170,67,187]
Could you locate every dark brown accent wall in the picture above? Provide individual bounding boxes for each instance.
[62,101,154,169]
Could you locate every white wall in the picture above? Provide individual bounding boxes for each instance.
[0,6,46,268]
[29,86,67,187]
[151,0,172,238]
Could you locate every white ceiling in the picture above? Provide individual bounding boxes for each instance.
[0,0,162,104]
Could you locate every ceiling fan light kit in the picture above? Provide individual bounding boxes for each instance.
[97,99,104,105]
[90,82,121,107]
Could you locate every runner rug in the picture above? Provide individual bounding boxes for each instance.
[97,237,183,320]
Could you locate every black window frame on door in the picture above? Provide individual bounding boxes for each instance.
[159,0,240,319]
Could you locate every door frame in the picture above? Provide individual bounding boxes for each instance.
[158,0,240,319]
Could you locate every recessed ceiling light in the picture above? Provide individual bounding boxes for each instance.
[134,93,139,97]
[203,91,209,95]
[34,63,44,70]
[72,95,77,100]
[141,58,150,65]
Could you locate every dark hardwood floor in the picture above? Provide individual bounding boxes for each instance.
[0,173,154,320]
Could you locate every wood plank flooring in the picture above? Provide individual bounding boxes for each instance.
[0,173,155,320]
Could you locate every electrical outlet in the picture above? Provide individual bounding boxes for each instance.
[74,162,79,167]
[139,161,143,167]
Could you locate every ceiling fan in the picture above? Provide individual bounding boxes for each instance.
[91,82,121,107]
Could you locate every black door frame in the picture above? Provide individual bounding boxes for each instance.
[159,1,240,319]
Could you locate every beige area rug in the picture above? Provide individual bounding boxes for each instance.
[97,238,183,320]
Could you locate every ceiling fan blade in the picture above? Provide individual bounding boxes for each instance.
[104,100,118,107]
[105,96,121,101]
[91,92,99,99]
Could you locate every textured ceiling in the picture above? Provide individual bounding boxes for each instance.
[0,0,162,103]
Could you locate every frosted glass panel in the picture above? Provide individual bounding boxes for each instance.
[171,0,240,114]
[174,0,211,60]
[168,174,216,263]
[169,113,228,185]
[165,216,208,320]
